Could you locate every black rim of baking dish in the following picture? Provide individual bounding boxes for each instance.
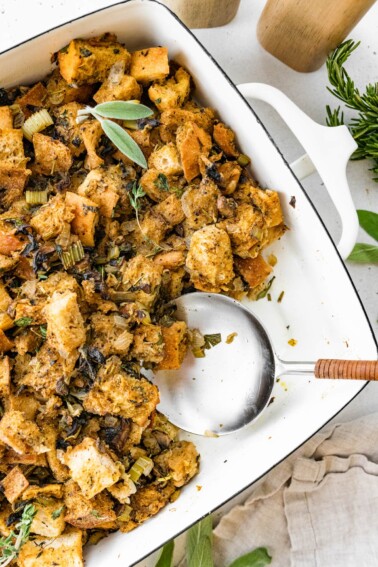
[1,1,377,564]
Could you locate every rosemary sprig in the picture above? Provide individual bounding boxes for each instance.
[76,101,153,168]
[0,503,36,566]
[326,40,378,179]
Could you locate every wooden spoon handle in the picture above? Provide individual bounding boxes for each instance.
[315,359,378,381]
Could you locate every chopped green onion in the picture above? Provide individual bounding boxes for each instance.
[256,276,275,301]
[25,189,48,205]
[59,241,85,270]
[203,333,222,349]
[22,109,53,141]
[117,505,132,522]
[128,456,154,483]
[237,153,251,167]
[14,317,34,327]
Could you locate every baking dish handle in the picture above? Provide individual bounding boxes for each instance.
[237,82,358,260]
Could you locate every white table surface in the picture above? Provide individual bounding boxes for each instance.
[1,0,377,563]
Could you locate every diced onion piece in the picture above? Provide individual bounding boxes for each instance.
[25,190,48,205]
[128,456,154,483]
[113,315,128,329]
[107,245,120,261]
[59,241,85,270]
[117,505,132,522]
[113,330,131,351]
[22,108,54,141]
[108,60,126,85]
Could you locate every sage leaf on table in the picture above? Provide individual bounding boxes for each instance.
[101,118,147,168]
[348,243,378,263]
[348,209,378,264]
[227,547,272,567]
[94,101,153,120]
[155,540,174,567]
[186,515,214,567]
[357,210,378,241]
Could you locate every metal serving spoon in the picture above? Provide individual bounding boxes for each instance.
[154,293,378,436]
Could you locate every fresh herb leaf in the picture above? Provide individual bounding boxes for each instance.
[51,506,64,520]
[228,547,272,567]
[94,101,154,120]
[256,276,275,300]
[357,209,378,241]
[203,333,222,350]
[155,540,174,567]
[348,243,378,263]
[39,325,47,339]
[101,119,147,168]
[14,317,34,327]
[0,503,36,566]
[129,182,146,213]
[154,173,170,192]
[187,515,213,567]
[326,40,378,180]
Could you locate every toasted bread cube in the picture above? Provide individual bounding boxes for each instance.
[153,250,186,269]
[90,312,133,357]
[213,122,239,158]
[217,203,266,258]
[7,393,39,420]
[77,166,122,218]
[154,193,185,226]
[154,441,199,487]
[0,165,30,207]
[94,74,142,103]
[65,191,99,247]
[218,161,242,195]
[186,225,234,292]
[14,300,46,324]
[18,528,83,567]
[129,482,176,524]
[0,313,13,331]
[83,357,159,427]
[0,356,11,398]
[46,68,94,106]
[181,179,218,229]
[22,484,64,501]
[2,449,47,466]
[176,122,212,181]
[30,194,74,241]
[149,67,191,111]
[0,410,48,454]
[121,255,162,309]
[16,82,48,116]
[64,480,117,529]
[0,107,13,129]
[0,128,28,168]
[159,106,215,143]
[33,132,72,175]
[234,254,272,289]
[30,497,66,537]
[148,142,182,176]
[139,210,170,244]
[157,321,188,370]
[131,324,165,364]
[139,168,169,202]
[0,329,12,353]
[40,422,70,482]
[59,437,121,499]
[0,503,13,537]
[250,187,284,228]
[53,102,85,156]
[79,119,104,170]
[58,35,130,86]
[1,465,29,503]
[130,47,169,84]
[44,290,85,358]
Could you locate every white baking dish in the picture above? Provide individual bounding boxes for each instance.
[1,1,376,565]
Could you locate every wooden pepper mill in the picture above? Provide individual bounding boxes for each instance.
[159,0,241,28]
[257,0,377,72]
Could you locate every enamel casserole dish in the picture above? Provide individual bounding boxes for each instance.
[1,1,376,565]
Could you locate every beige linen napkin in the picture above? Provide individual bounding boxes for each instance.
[211,413,378,567]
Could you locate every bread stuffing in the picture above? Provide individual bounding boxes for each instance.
[0,32,286,564]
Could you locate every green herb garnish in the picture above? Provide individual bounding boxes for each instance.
[155,540,174,567]
[39,325,47,339]
[256,276,275,301]
[14,317,34,327]
[203,333,222,350]
[51,506,65,520]
[154,173,170,192]
[348,209,378,263]
[129,182,146,231]
[228,548,272,567]
[326,40,378,180]
[76,101,154,168]
[0,503,36,566]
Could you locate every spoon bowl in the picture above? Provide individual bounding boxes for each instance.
[154,293,276,435]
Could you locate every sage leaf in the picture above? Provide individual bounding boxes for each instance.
[228,547,272,567]
[357,209,378,242]
[187,516,213,567]
[94,101,153,120]
[101,119,147,168]
[348,243,378,263]
[155,540,174,567]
